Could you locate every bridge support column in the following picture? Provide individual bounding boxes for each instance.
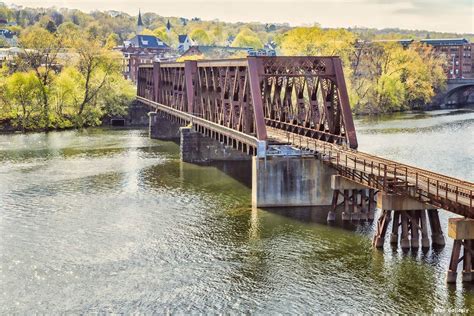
[252,156,336,208]
[374,193,445,249]
[149,112,181,140]
[328,175,373,223]
[447,218,474,283]
[180,127,250,163]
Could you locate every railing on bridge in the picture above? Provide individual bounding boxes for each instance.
[137,57,358,149]
[266,127,473,216]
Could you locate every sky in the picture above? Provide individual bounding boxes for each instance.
[5,0,474,33]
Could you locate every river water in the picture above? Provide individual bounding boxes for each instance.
[0,109,473,313]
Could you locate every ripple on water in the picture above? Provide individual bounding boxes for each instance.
[1,124,474,313]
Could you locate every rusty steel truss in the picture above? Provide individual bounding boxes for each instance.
[137,57,473,217]
[137,56,358,149]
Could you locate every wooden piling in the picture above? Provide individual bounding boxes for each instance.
[342,189,351,221]
[419,209,430,248]
[428,209,446,246]
[327,190,338,222]
[390,211,400,244]
[400,211,410,249]
[373,210,391,248]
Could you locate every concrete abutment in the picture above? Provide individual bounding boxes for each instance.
[251,157,336,208]
[180,127,250,163]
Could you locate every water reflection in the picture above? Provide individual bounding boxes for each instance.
[0,110,473,313]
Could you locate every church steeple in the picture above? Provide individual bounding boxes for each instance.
[137,10,144,35]
[166,19,171,34]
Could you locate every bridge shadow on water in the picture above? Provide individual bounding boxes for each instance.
[190,160,376,234]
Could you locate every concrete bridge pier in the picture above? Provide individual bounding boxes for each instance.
[180,127,251,163]
[373,192,445,249]
[252,155,336,208]
[447,218,474,283]
[148,112,181,140]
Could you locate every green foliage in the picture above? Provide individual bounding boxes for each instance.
[153,27,175,46]
[0,25,135,132]
[231,28,263,49]
[3,71,43,130]
[0,5,458,121]
[105,33,119,49]
[349,42,447,113]
[280,27,355,64]
[190,29,211,45]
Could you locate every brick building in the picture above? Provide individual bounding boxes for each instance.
[121,11,174,83]
[420,38,472,79]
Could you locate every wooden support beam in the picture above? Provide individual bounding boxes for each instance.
[360,189,368,221]
[447,240,462,283]
[342,189,351,221]
[351,189,360,221]
[428,209,446,246]
[373,210,391,248]
[390,211,400,245]
[411,210,420,249]
[400,211,410,249]
[327,190,339,222]
[419,209,430,248]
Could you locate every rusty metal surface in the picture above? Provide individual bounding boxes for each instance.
[256,56,357,149]
[138,56,357,147]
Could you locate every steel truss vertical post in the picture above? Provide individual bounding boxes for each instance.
[184,60,197,115]
[333,58,358,149]
[247,57,268,141]
[153,62,161,103]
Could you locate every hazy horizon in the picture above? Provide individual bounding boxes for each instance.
[5,0,474,34]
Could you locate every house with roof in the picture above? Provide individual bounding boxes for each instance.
[121,11,174,83]
[0,29,17,47]
[178,34,193,54]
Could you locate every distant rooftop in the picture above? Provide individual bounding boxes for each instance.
[369,38,471,47]
[420,38,470,46]
[0,29,14,39]
[129,35,169,49]
[178,35,189,43]
[372,39,414,46]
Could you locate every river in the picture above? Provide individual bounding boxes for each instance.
[0,108,473,313]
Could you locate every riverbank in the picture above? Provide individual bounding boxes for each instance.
[0,100,149,134]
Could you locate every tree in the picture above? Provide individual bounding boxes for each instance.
[190,29,211,45]
[349,42,447,113]
[280,27,355,64]
[153,26,173,45]
[71,36,123,125]
[3,71,43,130]
[105,33,119,49]
[18,26,63,129]
[232,28,263,49]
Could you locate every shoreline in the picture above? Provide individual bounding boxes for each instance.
[1,105,473,135]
